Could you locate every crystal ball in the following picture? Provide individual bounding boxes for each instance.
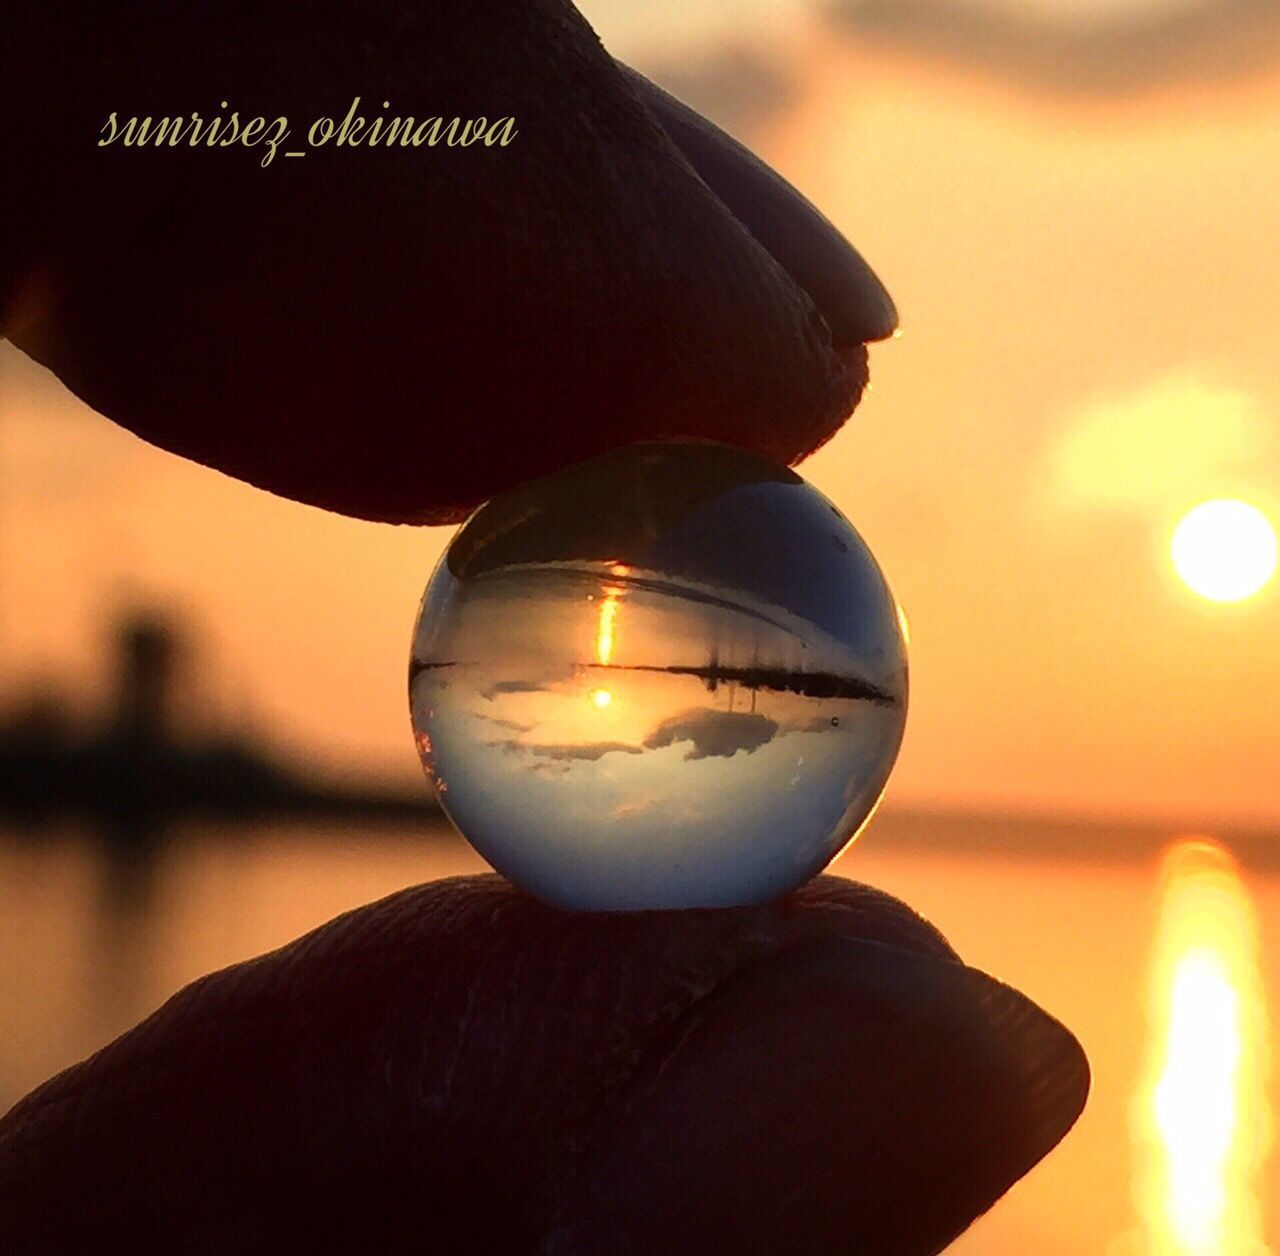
[409,442,907,910]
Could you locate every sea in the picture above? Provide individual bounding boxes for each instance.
[2,810,1276,1254]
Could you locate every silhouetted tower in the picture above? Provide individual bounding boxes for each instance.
[112,613,178,740]
[706,639,721,695]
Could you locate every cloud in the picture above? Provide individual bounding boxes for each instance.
[474,712,535,734]
[640,44,801,136]
[528,758,572,779]
[482,679,549,698]
[1047,370,1277,515]
[486,707,783,767]
[642,708,780,760]
[490,736,643,762]
[644,0,1280,134]
[611,797,659,819]
[532,740,643,762]
[827,0,1280,98]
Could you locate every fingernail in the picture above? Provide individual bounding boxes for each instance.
[544,937,1088,1256]
[621,64,900,345]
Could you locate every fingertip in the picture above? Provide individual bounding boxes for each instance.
[620,64,899,346]
[546,937,1088,1256]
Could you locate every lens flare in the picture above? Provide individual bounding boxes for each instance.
[1133,839,1271,1254]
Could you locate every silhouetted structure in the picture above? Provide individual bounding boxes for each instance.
[0,610,437,857]
[587,660,898,704]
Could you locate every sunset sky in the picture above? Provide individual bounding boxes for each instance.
[2,0,1278,826]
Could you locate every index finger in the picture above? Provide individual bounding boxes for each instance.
[2,1,892,524]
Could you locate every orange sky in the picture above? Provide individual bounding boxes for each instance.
[2,10,1279,826]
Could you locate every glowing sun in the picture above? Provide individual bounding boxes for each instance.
[1171,500,1277,603]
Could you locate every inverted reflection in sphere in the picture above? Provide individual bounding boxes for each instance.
[410,442,907,910]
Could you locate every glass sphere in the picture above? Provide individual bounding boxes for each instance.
[409,442,907,910]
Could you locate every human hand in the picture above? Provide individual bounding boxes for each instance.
[0,876,1086,1254]
[2,1,891,523]
[0,4,1088,1252]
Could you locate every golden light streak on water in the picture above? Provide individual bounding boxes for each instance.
[595,587,621,665]
[1133,839,1271,1255]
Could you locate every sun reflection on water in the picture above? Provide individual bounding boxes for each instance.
[595,586,622,666]
[1133,839,1271,1255]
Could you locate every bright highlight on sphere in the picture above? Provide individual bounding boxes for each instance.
[1171,500,1277,603]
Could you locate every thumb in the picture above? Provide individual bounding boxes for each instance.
[547,936,1088,1255]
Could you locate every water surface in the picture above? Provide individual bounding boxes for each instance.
[1,815,1274,1253]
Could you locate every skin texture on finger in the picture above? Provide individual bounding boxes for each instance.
[0,874,1087,1254]
[547,939,1089,1256]
[2,0,867,525]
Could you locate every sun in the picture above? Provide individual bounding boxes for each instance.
[1170,499,1277,603]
